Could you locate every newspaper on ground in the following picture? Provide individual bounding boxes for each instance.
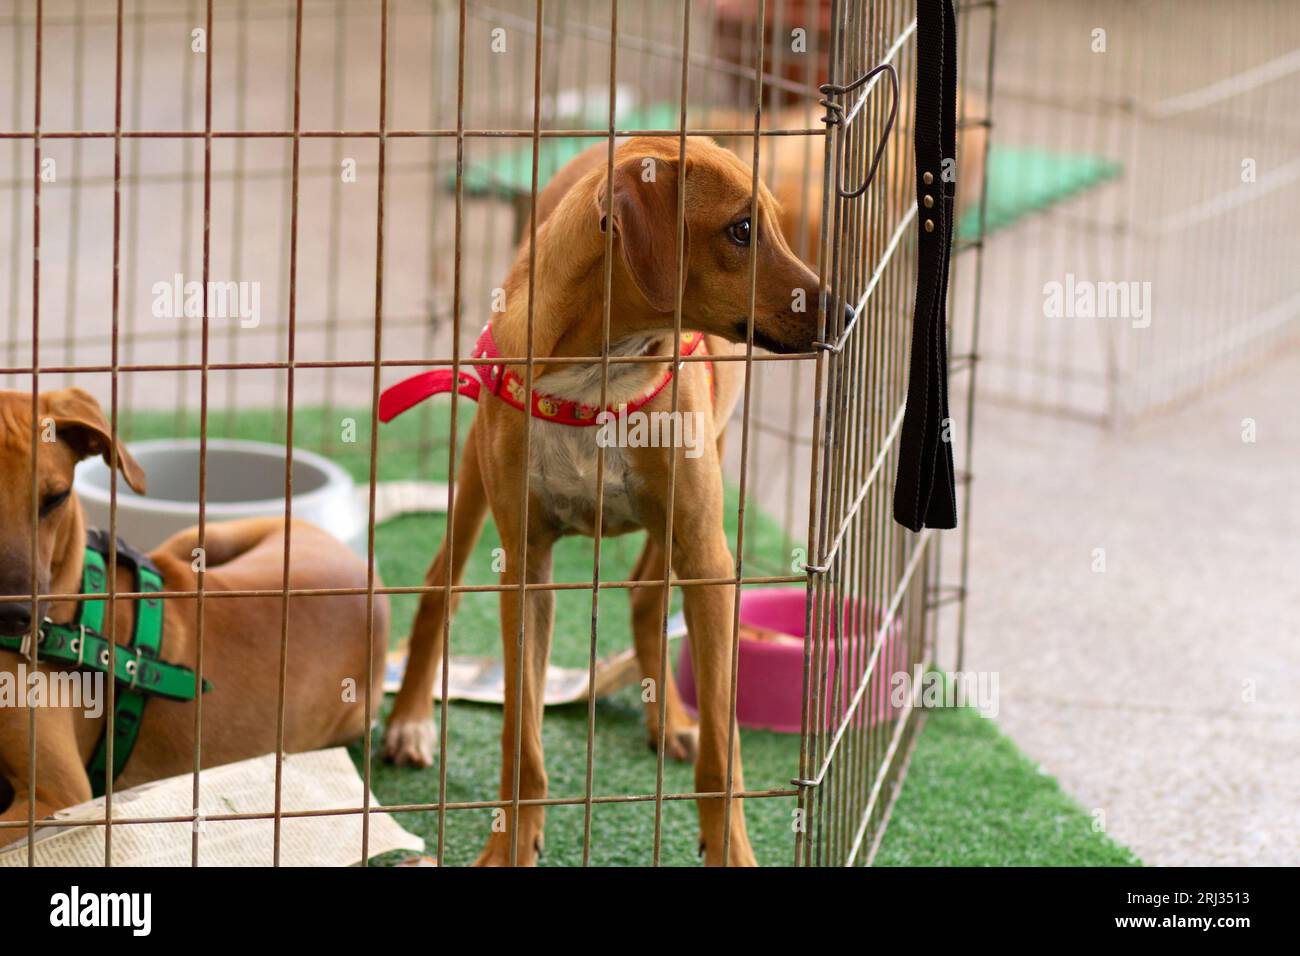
[384,614,688,706]
[0,748,423,867]
[361,480,449,523]
[385,647,641,705]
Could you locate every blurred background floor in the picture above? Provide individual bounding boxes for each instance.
[959,344,1300,866]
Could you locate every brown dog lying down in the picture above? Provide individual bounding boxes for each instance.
[0,388,387,847]
[382,136,844,866]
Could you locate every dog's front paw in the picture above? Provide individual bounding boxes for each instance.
[383,716,437,767]
[648,724,700,764]
[472,832,542,867]
[700,835,758,867]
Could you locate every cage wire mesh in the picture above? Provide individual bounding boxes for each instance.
[978,0,1300,426]
[0,0,993,866]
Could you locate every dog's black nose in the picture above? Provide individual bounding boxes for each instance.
[843,302,857,327]
[0,602,33,637]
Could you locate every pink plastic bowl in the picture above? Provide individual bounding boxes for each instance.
[675,587,905,734]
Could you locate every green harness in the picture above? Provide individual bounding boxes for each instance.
[0,531,210,796]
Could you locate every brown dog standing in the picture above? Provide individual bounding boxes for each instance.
[0,388,387,845]
[383,137,836,866]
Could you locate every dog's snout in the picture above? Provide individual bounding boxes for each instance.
[0,601,34,637]
[843,302,856,326]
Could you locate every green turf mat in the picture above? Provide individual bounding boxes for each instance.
[956,145,1121,239]
[875,706,1141,866]
[119,406,1138,866]
[456,104,684,197]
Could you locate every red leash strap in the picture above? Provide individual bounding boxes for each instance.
[378,368,481,423]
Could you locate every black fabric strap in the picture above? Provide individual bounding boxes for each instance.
[84,526,153,577]
[893,0,959,532]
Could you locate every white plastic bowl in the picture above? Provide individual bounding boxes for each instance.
[75,439,365,555]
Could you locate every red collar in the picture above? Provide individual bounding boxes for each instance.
[378,324,711,426]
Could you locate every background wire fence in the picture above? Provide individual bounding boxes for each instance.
[977,0,1300,426]
[0,0,993,866]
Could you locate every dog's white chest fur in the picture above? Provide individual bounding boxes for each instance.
[528,421,642,535]
[524,335,672,536]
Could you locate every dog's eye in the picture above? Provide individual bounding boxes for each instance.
[39,489,70,518]
[727,218,751,247]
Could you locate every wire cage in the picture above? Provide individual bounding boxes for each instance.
[978,0,1300,426]
[0,0,993,866]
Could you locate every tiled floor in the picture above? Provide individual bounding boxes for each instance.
[960,345,1300,865]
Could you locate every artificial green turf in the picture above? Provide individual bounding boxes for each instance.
[874,706,1141,867]
[955,145,1122,240]
[120,404,1138,866]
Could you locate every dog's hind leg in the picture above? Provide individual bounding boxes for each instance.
[384,422,490,767]
[628,537,699,763]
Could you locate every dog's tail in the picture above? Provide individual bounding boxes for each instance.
[157,516,287,570]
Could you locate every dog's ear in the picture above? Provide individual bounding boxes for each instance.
[42,388,147,495]
[597,155,690,312]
